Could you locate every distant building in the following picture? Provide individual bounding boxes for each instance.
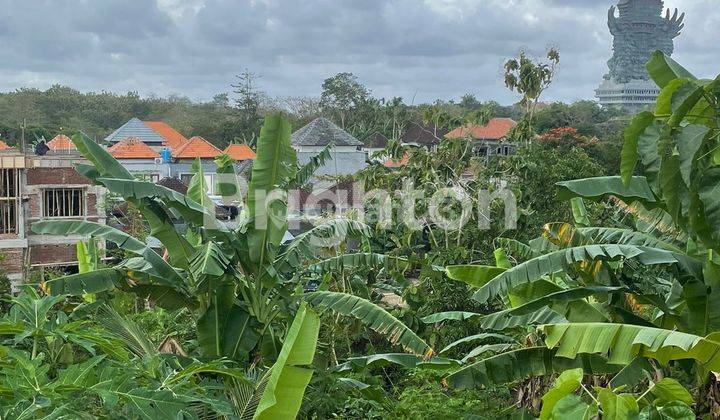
[0,147,106,285]
[445,118,517,161]
[223,144,256,161]
[291,118,367,176]
[105,118,167,149]
[47,135,76,152]
[106,119,226,194]
[401,121,448,151]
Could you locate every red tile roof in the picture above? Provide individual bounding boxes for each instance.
[172,136,222,159]
[223,143,256,161]
[445,118,517,141]
[384,153,409,168]
[47,134,76,151]
[109,137,161,159]
[0,140,10,150]
[144,121,189,150]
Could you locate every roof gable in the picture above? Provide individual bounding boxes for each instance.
[108,137,161,159]
[445,118,517,141]
[401,122,447,147]
[105,118,166,145]
[47,134,76,151]
[144,121,189,150]
[291,118,362,147]
[172,136,222,159]
[224,143,256,161]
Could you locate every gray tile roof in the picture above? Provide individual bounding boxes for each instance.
[105,118,165,145]
[291,118,362,147]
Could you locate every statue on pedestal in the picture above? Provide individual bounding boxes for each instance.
[597,0,686,109]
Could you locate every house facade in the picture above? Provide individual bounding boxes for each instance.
[291,118,367,176]
[445,118,518,161]
[0,147,106,285]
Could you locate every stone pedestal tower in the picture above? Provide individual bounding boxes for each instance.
[596,0,685,110]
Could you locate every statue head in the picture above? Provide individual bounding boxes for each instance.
[617,0,664,17]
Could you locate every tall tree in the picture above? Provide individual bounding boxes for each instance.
[231,69,264,146]
[320,72,371,130]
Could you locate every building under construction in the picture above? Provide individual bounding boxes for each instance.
[0,141,105,286]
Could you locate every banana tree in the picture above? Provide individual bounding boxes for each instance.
[32,113,427,366]
[428,53,720,416]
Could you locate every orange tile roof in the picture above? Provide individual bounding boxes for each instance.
[384,153,409,168]
[445,118,517,141]
[223,143,256,161]
[172,136,222,159]
[47,134,76,151]
[144,121,189,150]
[108,137,161,159]
[0,140,10,150]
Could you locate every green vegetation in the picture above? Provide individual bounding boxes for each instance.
[3,50,718,419]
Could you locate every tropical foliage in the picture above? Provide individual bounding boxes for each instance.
[415,52,720,417]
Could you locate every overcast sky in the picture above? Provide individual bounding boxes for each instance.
[0,0,717,105]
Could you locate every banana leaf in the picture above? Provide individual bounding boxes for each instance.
[446,347,621,389]
[254,302,319,420]
[303,291,432,357]
[540,323,720,370]
[32,220,184,287]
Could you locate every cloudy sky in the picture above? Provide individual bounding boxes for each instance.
[0,0,717,105]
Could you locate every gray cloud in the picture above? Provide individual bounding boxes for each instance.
[0,0,716,105]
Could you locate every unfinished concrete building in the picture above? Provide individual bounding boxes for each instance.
[0,147,105,285]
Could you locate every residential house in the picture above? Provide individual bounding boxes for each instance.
[401,121,448,151]
[223,143,256,162]
[105,118,167,149]
[291,118,366,176]
[47,134,76,152]
[445,118,517,161]
[106,119,224,194]
[0,145,106,285]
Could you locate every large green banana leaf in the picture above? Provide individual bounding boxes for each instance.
[277,219,371,272]
[302,291,432,357]
[540,323,720,370]
[96,178,226,232]
[482,286,623,330]
[576,226,684,252]
[214,153,243,202]
[472,245,679,303]
[246,114,297,268]
[46,268,126,295]
[186,158,215,210]
[305,253,405,274]
[446,347,621,389]
[335,353,460,372]
[445,265,507,288]
[556,176,659,207]
[190,242,232,293]
[197,282,261,360]
[71,133,195,268]
[646,50,696,89]
[439,333,517,355]
[254,302,319,420]
[32,220,184,287]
